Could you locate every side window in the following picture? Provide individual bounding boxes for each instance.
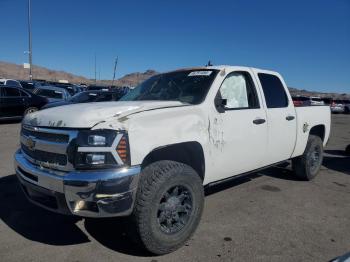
[95,94,113,102]
[258,73,288,108]
[19,89,29,97]
[3,87,21,97]
[219,71,260,110]
[6,80,21,88]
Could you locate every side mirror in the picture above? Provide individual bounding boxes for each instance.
[215,97,227,113]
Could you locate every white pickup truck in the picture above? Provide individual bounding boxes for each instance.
[15,66,331,254]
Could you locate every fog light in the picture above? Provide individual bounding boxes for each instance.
[88,135,106,146]
[74,200,86,212]
[86,153,105,165]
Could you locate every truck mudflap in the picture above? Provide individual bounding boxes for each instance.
[14,149,141,218]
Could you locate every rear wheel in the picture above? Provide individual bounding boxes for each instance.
[24,107,38,115]
[131,160,204,255]
[292,135,324,180]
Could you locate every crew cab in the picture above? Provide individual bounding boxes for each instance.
[14,66,331,254]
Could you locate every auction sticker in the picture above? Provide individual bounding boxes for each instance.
[188,71,212,76]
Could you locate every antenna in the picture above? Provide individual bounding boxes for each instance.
[206,60,213,67]
[111,56,118,87]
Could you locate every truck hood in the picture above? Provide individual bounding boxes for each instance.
[23,101,188,128]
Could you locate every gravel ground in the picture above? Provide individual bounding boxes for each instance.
[0,114,349,262]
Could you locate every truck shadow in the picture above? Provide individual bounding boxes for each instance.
[323,150,350,175]
[0,174,152,256]
[1,154,347,256]
[205,162,298,196]
[0,175,88,245]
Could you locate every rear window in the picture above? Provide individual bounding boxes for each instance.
[258,73,288,108]
[36,89,63,99]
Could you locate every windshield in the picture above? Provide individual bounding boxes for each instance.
[120,69,219,104]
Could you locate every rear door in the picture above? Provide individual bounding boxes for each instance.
[2,87,25,117]
[256,72,297,164]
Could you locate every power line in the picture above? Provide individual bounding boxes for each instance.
[111,56,118,87]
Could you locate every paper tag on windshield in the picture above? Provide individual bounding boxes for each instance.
[188,71,212,76]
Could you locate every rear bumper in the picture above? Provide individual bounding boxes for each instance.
[14,149,141,218]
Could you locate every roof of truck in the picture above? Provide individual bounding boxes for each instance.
[168,65,278,74]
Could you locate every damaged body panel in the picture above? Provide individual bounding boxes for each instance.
[15,65,331,216]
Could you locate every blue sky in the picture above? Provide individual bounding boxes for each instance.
[0,0,349,93]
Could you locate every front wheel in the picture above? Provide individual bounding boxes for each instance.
[292,135,324,180]
[131,160,204,255]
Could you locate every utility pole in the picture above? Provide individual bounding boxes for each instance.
[111,56,118,87]
[28,0,33,80]
[94,53,97,85]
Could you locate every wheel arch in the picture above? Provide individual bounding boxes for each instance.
[141,141,206,181]
[309,124,326,142]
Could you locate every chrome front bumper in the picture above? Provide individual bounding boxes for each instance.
[14,149,140,218]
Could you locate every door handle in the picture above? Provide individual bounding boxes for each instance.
[253,118,266,125]
[286,115,295,121]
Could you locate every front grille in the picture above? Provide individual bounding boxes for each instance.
[20,125,78,171]
[21,128,69,143]
[22,144,67,166]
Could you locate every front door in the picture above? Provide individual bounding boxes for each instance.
[211,70,268,181]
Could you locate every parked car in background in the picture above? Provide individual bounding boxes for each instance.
[42,90,125,109]
[49,82,82,96]
[330,99,345,113]
[0,79,23,88]
[33,86,71,103]
[0,85,48,120]
[19,80,43,91]
[87,85,110,91]
[310,97,325,106]
[292,96,311,107]
[342,100,350,114]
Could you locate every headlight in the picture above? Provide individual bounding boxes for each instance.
[74,129,130,169]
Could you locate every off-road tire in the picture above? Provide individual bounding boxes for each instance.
[24,107,38,115]
[131,160,204,255]
[292,135,324,180]
[345,144,350,156]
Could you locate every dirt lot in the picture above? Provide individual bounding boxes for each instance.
[0,115,349,262]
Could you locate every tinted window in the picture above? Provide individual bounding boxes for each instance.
[258,73,288,108]
[219,71,259,109]
[36,89,63,99]
[120,70,219,104]
[3,87,21,97]
[19,89,30,97]
[21,82,35,89]
[6,80,21,88]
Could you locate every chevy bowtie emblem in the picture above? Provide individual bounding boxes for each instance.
[26,137,36,151]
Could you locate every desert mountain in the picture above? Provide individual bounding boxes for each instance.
[0,61,348,98]
[0,61,158,87]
